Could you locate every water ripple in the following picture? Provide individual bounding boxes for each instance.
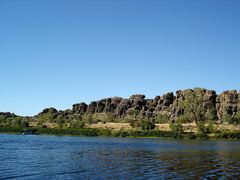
[0,134,240,179]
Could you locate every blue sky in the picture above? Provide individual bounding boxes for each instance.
[0,0,240,116]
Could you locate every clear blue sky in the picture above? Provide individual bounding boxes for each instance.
[0,0,239,116]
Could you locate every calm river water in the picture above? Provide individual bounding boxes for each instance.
[0,134,240,179]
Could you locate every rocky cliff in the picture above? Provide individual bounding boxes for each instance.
[36,88,239,123]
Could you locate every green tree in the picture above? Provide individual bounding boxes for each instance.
[140,119,156,130]
[205,107,218,122]
[155,114,169,123]
[176,114,192,123]
[233,112,240,124]
[37,112,55,126]
[56,114,65,128]
[180,89,206,125]
[21,120,29,128]
[224,112,240,125]
[104,113,115,123]
[70,116,85,128]
[83,114,93,124]
[0,115,7,126]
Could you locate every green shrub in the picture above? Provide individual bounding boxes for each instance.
[205,107,218,121]
[229,112,240,125]
[234,112,240,120]
[184,132,196,139]
[131,119,156,131]
[221,114,232,124]
[129,118,136,128]
[96,129,112,136]
[69,116,85,129]
[41,124,47,128]
[104,113,115,123]
[83,114,94,124]
[176,115,191,123]
[155,114,169,123]
[216,131,240,139]
[197,123,206,134]
[169,123,184,139]
[112,130,173,138]
[0,126,23,133]
[37,110,56,124]
[196,132,208,140]
[56,114,65,128]
[195,123,210,139]
[70,121,85,129]
[205,123,215,133]
[220,113,240,125]
[21,120,29,128]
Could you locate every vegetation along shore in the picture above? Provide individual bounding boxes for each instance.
[1,88,240,139]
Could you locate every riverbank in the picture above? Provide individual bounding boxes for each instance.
[1,126,240,140]
[87,122,240,132]
[29,122,240,132]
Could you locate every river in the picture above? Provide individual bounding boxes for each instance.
[0,134,239,179]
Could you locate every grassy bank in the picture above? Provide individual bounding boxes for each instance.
[0,126,240,140]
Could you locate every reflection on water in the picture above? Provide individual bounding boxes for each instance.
[0,135,240,179]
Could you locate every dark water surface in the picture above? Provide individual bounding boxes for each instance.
[0,134,240,179]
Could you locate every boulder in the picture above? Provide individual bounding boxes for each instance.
[105,97,122,113]
[86,101,97,114]
[130,94,145,100]
[115,99,131,117]
[96,100,108,113]
[203,90,217,108]
[162,92,174,106]
[41,107,58,114]
[130,94,147,111]
[72,102,88,115]
[147,98,158,108]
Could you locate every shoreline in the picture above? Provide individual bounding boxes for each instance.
[0,126,240,140]
[1,132,240,141]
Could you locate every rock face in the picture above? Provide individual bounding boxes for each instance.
[33,88,239,122]
[216,90,239,119]
[0,112,17,118]
[155,92,174,118]
[115,99,132,117]
[104,97,121,113]
[72,103,88,115]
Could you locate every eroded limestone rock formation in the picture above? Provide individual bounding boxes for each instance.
[34,88,239,122]
[216,90,239,119]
